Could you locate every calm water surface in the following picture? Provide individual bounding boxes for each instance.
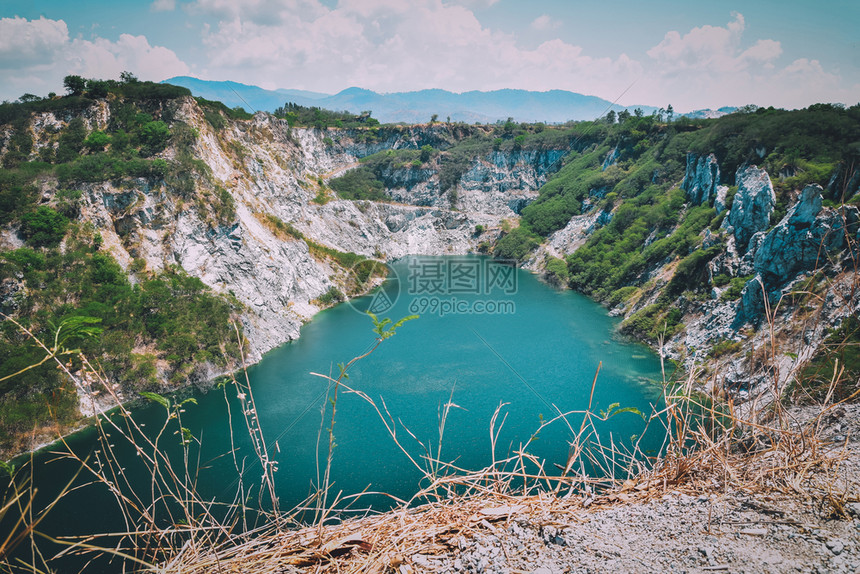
[11,256,665,569]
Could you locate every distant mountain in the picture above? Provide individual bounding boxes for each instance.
[162,76,666,124]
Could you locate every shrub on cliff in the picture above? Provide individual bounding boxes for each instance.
[494,227,540,261]
[19,207,69,248]
[329,168,387,201]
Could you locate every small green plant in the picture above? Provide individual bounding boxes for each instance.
[494,227,540,261]
[316,286,345,306]
[708,338,742,358]
[720,275,753,301]
[312,188,331,204]
[84,130,111,151]
[19,206,69,248]
[712,273,730,287]
[544,256,569,284]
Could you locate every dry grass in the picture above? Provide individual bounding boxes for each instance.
[150,375,858,574]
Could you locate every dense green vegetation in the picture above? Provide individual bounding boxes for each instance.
[0,75,190,233]
[0,225,241,450]
[0,75,248,450]
[329,168,387,201]
[493,227,541,261]
[195,97,253,129]
[491,104,860,343]
[273,102,380,129]
[523,106,855,273]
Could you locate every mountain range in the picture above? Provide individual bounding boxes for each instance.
[162,76,733,124]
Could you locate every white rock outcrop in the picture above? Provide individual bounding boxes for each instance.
[62,99,567,363]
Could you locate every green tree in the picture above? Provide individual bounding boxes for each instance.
[19,207,69,248]
[55,117,88,163]
[63,75,87,96]
[86,80,109,98]
[137,121,171,156]
[494,227,540,261]
[84,130,111,151]
[420,145,434,162]
[110,129,130,154]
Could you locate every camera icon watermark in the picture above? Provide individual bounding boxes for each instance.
[344,260,402,316]
[345,257,518,317]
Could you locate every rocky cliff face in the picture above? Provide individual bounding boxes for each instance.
[735,184,858,326]
[724,164,776,253]
[527,145,858,405]
[682,152,723,207]
[367,148,566,215]
[754,185,856,284]
[4,98,559,368]
[458,149,567,215]
[674,168,854,399]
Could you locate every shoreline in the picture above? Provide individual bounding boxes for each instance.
[3,259,396,464]
[6,253,666,464]
[6,251,678,465]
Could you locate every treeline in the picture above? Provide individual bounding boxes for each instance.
[0,73,190,125]
[273,102,380,129]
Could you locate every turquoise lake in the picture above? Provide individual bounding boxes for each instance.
[10,255,666,569]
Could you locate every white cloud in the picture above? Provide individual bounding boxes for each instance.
[446,0,500,8]
[645,13,777,74]
[71,34,190,83]
[530,15,561,31]
[0,16,189,101]
[633,13,858,109]
[7,6,844,111]
[151,0,176,12]
[192,0,640,98]
[0,17,69,69]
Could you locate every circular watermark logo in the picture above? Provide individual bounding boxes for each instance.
[344,259,401,316]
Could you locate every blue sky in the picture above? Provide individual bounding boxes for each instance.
[1,0,857,110]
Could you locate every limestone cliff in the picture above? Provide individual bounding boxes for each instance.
[525,142,858,405]
[1,97,562,372]
[682,152,722,207]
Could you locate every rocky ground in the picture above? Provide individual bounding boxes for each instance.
[258,402,859,574]
[425,489,860,574]
[401,403,860,574]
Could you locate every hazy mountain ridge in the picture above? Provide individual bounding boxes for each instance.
[164,76,685,124]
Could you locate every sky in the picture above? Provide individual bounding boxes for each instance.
[1,0,858,111]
